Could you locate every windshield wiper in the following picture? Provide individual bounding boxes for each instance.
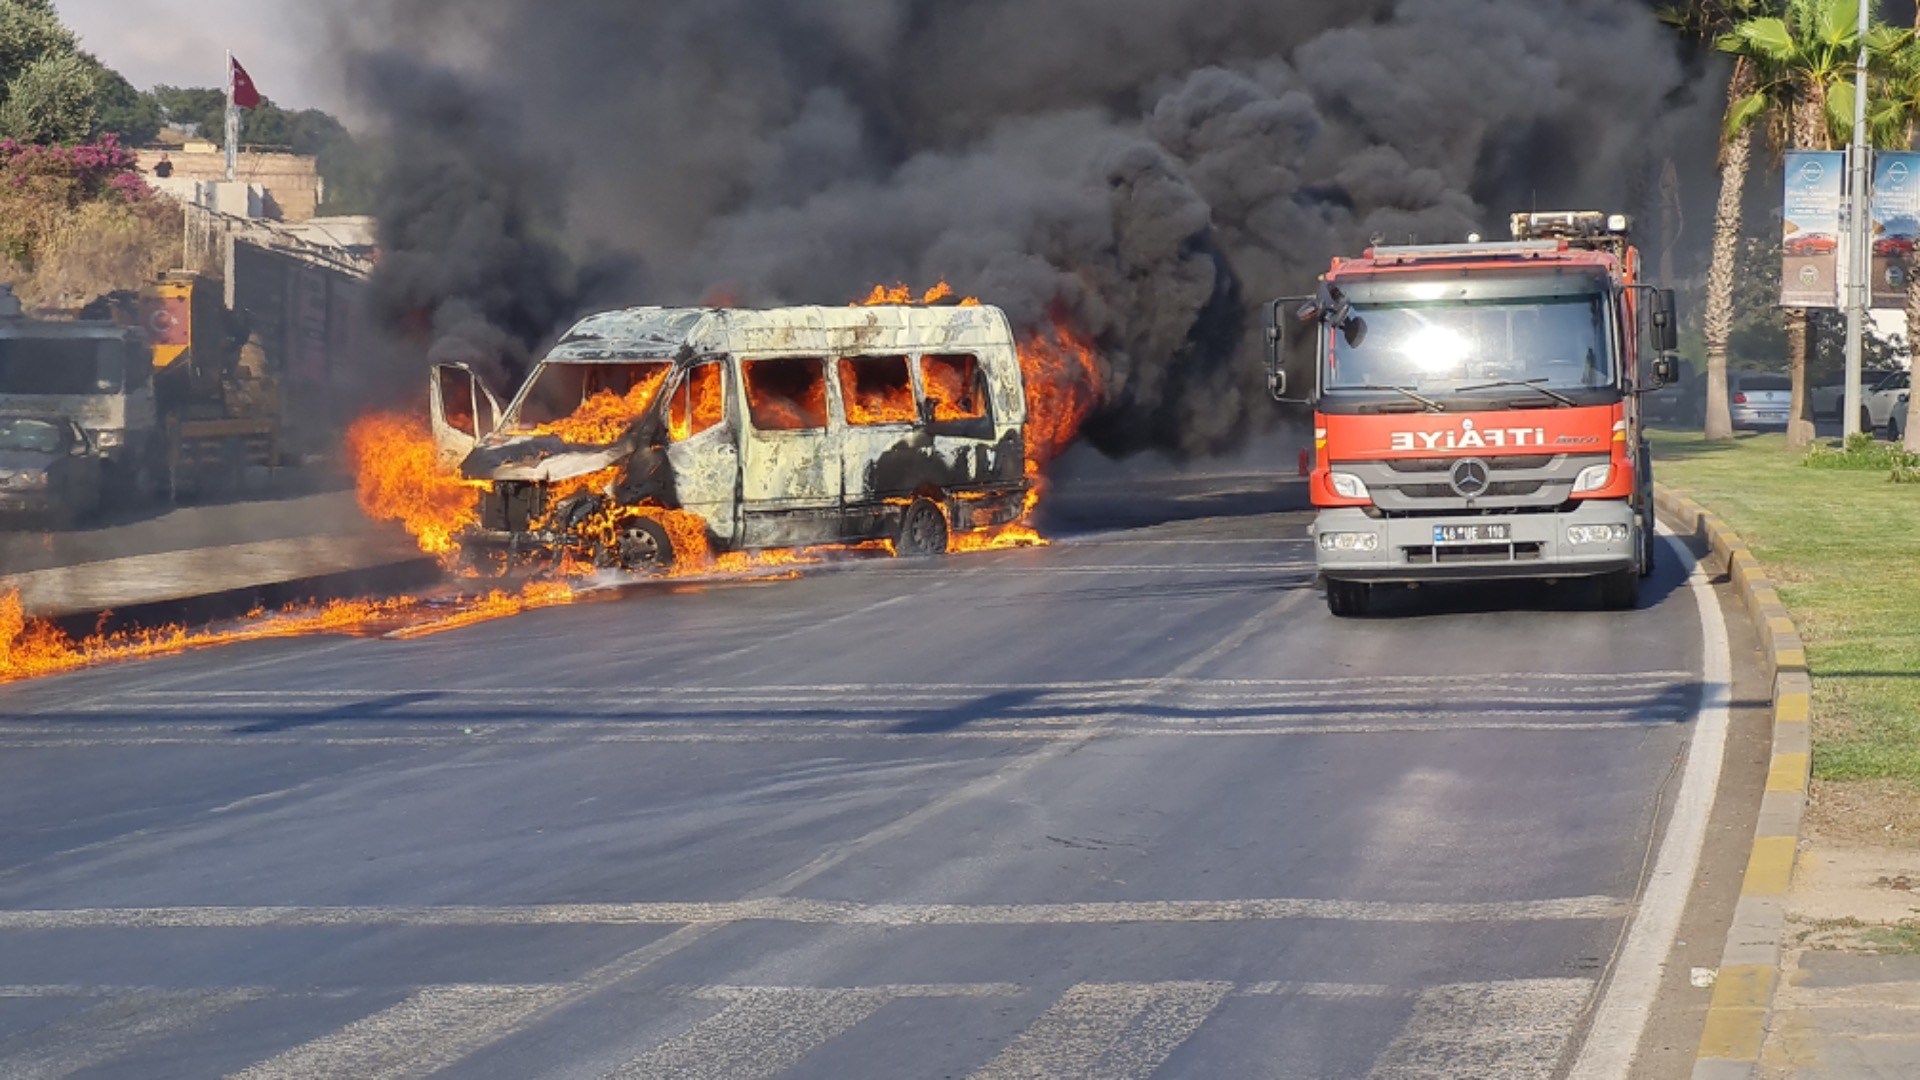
[1351,383,1446,412]
[1455,378,1578,407]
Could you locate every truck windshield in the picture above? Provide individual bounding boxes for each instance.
[1327,294,1611,394]
[0,338,126,395]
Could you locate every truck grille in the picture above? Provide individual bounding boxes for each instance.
[1403,542,1545,564]
[1336,453,1607,514]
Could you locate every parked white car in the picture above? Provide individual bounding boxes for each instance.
[1865,369,1911,432]
[1813,368,1897,421]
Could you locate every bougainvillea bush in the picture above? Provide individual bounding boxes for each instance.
[0,134,179,311]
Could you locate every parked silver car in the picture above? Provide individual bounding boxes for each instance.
[1728,372,1792,430]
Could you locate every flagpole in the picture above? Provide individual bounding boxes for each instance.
[224,49,238,183]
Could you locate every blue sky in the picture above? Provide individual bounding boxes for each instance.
[56,0,352,116]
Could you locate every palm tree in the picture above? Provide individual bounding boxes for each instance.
[1721,0,1896,449]
[1666,1,1780,440]
[1868,22,1920,450]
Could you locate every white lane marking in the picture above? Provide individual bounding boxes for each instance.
[606,987,888,1080]
[0,720,1680,750]
[0,989,258,1080]
[79,671,1694,699]
[1367,978,1594,1080]
[686,983,1025,999]
[0,895,1627,931]
[223,984,566,1080]
[1239,981,1402,999]
[1566,531,1734,1079]
[966,981,1231,1080]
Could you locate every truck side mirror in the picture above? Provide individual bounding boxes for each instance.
[1265,297,1313,404]
[1651,289,1678,353]
[1651,354,1680,388]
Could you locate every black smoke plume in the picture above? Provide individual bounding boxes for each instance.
[342,0,1708,459]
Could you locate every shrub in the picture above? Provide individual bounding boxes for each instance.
[0,134,163,301]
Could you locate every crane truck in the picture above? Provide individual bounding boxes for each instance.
[1265,211,1679,617]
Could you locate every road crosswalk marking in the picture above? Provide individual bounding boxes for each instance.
[0,978,1602,1080]
[1365,978,1595,1080]
[606,987,890,1080]
[223,984,567,1080]
[966,981,1232,1080]
[0,988,258,1080]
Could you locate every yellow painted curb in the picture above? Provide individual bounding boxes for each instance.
[1741,835,1798,897]
[1775,693,1810,724]
[1656,482,1815,1077]
[1767,752,1810,794]
[1698,966,1777,1060]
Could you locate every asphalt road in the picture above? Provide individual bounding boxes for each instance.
[0,474,1728,1079]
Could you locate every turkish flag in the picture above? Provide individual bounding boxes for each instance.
[230,56,262,109]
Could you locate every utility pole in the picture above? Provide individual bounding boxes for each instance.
[1844,0,1872,438]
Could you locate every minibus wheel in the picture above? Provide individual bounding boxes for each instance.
[608,517,675,570]
[896,498,950,557]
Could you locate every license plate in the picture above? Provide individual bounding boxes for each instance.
[1435,524,1511,544]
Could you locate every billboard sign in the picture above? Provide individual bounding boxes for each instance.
[1782,150,1843,308]
[1871,151,1920,308]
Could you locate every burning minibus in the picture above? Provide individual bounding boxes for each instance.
[429,304,1031,569]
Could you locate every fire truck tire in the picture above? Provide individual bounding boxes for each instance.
[1599,567,1640,611]
[896,498,950,557]
[1639,518,1655,577]
[1325,578,1372,618]
[608,517,675,570]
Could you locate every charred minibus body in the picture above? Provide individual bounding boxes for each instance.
[430,304,1030,568]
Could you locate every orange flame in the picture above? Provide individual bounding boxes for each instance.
[346,413,486,557]
[857,281,980,307]
[1,583,583,684]
[946,321,1102,552]
[532,367,670,445]
[838,358,917,425]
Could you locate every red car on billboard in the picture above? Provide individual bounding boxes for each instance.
[1785,233,1839,256]
[1874,235,1917,257]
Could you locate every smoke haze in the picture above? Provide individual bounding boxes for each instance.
[341,0,1711,459]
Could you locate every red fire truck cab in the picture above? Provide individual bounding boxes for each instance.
[1265,211,1680,617]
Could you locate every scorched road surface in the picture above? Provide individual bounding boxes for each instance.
[0,486,1719,1080]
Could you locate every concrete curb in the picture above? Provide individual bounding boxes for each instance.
[1654,484,1811,1080]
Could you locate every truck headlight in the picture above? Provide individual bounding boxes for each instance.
[1568,524,1631,545]
[1329,472,1370,500]
[1572,463,1613,493]
[93,429,124,449]
[1319,531,1380,552]
[15,472,49,489]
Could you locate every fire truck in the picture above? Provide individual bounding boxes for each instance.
[1265,211,1679,617]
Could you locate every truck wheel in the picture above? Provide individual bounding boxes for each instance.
[896,498,949,557]
[1861,407,1876,436]
[606,517,675,571]
[1599,567,1640,611]
[1326,578,1372,618]
[1890,411,1905,443]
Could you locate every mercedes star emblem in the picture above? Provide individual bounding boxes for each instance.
[1449,458,1491,499]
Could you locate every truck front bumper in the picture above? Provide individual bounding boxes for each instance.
[1314,500,1637,584]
